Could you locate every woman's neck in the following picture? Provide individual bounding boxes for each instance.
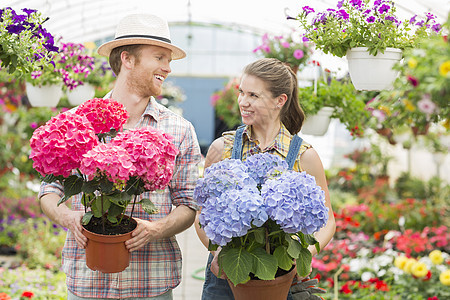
[251,122,281,150]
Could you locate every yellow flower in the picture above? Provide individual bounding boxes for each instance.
[379,105,391,116]
[411,262,428,278]
[439,61,450,77]
[408,58,418,69]
[404,258,417,273]
[394,256,408,269]
[440,269,450,286]
[429,250,444,265]
[443,119,450,130]
[402,99,416,112]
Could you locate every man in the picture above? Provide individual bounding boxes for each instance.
[39,14,202,299]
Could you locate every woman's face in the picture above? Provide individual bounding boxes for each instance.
[238,74,280,128]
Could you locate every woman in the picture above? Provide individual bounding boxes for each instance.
[195,58,336,299]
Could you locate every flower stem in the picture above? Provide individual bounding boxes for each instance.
[265,227,270,254]
[101,193,105,233]
[130,194,138,219]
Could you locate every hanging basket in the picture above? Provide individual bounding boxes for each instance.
[67,83,96,106]
[25,82,63,107]
[346,47,402,91]
[301,106,334,136]
[82,216,137,273]
[227,266,297,300]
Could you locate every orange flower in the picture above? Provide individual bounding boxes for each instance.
[0,293,11,300]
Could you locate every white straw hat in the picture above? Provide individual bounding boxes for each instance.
[97,14,186,59]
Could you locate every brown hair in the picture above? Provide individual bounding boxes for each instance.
[108,44,144,75]
[243,58,305,135]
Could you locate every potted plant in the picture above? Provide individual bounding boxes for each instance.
[298,76,370,137]
[366,15,449,137]
[24,62,64,107]
[253,31,312,73]
[29,97,179,273]
[295,0,442,90]
[194,153,329,299]
[211,77,242,130]
[0,7,58,77]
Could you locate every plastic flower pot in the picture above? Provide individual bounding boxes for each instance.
[25,82,63,107]
[227,266,297,300]
[346,47,402,91]
[67,83,96,106]
[82,216,137,273]
[301,106,334,136]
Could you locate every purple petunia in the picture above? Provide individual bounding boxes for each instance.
[302,6,315,15]
[378,4,391,14]
[366,16,376,23]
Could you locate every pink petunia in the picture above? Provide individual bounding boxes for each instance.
[293,49,304,59]
[417,94,436,114]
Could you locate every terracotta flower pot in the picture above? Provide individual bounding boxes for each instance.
[227,267,297,300]
[82,217,137,273]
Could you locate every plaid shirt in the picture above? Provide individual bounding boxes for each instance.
[39,97,202,298]
[222,124,311,171]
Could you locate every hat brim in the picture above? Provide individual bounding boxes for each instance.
[97,37,186,60]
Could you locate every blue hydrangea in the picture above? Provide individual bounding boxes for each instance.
[199,189,267,246]
[194,159,258,205]
[243,153,288,186]
[261,170,329,234]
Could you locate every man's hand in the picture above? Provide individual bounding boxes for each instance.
[65,211,87,249]
[125,218,160,252]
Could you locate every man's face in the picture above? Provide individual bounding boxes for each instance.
[127,44,172,97]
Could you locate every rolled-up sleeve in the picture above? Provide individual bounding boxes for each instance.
[169,122,202,210]
[38,181,64,199]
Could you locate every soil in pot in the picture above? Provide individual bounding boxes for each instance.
[83,216,137,235]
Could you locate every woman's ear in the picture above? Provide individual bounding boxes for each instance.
[277,93,288,109]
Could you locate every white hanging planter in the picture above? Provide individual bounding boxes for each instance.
[67,83,96,106]
[301,106,334,136]
[26,82,63,107]
[346,47,402,91]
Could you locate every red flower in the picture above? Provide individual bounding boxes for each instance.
[340,283,353,294]
[407,75,419,87]
[21,291,34,298]
[428,296,439,300]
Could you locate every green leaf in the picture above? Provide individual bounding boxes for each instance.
[304,234,318,246]
[252,227,265,244]
[286,235,302,259]
[57,195,71,206]
[43,174,58,183]
[95,196,111,215]
[99,178,114,193]
[108,202,124,220]
[81,212,94,225]
[220,247,253,286]
[63,175,84,198]
[82,180,99,194]
[109,192,131,207]
[273,246,294,271]
[140,198,159,214]
[107,214,118,224]
[207,240,219,252]
[296,247,312,278]
[249,248,278,280]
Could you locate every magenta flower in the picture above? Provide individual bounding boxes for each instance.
[293,49,304,59]
[111,127,179,191]
[29,112,99,177]
[281,41,290,48]
[417,95,436,114]
[407,75,419,87]
[30,71,42,79]
[80,143,136,183]
[76,98,129,134]
[29,122,38,129]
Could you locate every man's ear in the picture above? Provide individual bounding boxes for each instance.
[121,51,135,69]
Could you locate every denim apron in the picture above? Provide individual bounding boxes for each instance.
[201,125,302,300]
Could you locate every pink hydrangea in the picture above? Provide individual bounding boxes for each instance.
[75,98,129,134]
[80,143,136,183]
[111,127,179,191]
[29,112,98,177]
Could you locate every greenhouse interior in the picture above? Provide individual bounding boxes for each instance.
[1,0,449,299]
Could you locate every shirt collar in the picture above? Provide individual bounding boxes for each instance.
[242,123,293,158]
[104,90,159,122]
